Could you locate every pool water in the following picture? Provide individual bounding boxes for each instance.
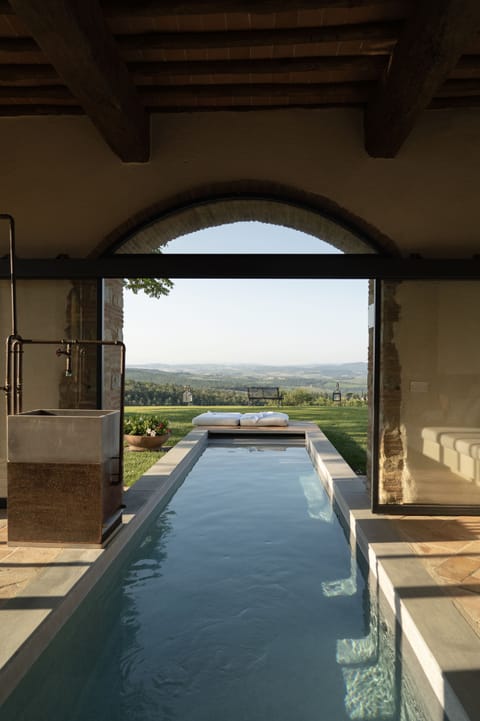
[2,444,437,721]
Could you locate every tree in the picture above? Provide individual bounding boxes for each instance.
[123,277,173,298]
[123,246,174,299]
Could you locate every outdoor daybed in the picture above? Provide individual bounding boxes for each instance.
[192,411,289,427]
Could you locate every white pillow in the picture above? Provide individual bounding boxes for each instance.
[192,412,242,426]
[239,413,261,426]
[240,412,289,427]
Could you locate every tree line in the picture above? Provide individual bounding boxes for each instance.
[124,381,367,407]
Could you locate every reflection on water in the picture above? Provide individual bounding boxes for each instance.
[322,553,358,598]
[299,471,334,522]
[337,585,434,721]
[2,446,440,721]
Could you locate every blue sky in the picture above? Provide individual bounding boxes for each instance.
[123,222,368,365]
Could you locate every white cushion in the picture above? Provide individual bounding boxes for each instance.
[455,437,480,458]
[239,413,261,426]
[421,426,480,443]
[240,411,289,427]
[192,412,241,426]
[441,431,480,450]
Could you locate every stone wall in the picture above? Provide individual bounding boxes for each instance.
[378,281,404,504]
[58,279,124,412]
[59,280,98,410]
[367,280,405,505]
[366,281,374,489]
[103,279,124,410]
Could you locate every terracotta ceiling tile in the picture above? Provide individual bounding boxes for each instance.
[185,48,210,62]
[248,14,275,31]
[205,14,227,32]
[206,48,230,60]
[322,4,407,27]
[176,14,205,32]
[296,10,325,28]
[273,45,294,59]
[166,48,188,62]
[224,13,251,31]
[293,43,319,58]
[228,47,251,61]
[250,46,274,60]
[274,11,299,29]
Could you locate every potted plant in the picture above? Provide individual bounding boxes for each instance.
[124,414,171,451]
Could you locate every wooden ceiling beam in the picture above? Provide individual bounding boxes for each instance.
[0,81,371,107]
[0,0,415,19]
[140,81,371,104]
[2,76,480,99]
[100,0,408,16]
[8,0,149,162]
[0,0,413,16]
[0,21,400,62]
[0,55,387,85]
[119,22,399,53]
[365,0,480,157]
[133,55,386,81]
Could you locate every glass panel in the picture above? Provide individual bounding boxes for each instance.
[379,280,480,509]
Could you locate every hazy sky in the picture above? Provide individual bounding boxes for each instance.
[123,222,368,366]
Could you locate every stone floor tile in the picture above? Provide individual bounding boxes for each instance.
[0,548,16,561]
[0,568,33,590]
[468,566,480,581]
[0,582,24,600]
[410,541,455,559]
[5,547,61,565]
[461,539,480,554]
[435,555,480,583]
[455,592,480,624]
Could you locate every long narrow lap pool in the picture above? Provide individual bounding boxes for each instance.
[2,441,438,720]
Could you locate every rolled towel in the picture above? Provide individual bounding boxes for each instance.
[240,412,289,427]
[192,411,242,426]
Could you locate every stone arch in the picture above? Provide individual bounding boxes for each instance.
[95,181,399,257]
[96,180,388,491]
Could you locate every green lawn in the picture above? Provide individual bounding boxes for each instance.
[123,405,368,487]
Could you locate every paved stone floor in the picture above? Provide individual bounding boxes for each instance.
[0,511,61,604]
[2,507,480,636]
[391,514,480,637]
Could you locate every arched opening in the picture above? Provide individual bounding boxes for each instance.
[109,189,480,516]
[108,195,375,488]
[123,220,369,370]
[101,187,394,257]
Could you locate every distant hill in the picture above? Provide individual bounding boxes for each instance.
[126,362,367,394]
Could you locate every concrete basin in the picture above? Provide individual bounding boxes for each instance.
[7,409,122,546]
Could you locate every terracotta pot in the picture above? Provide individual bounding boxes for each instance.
[124,431,170,451]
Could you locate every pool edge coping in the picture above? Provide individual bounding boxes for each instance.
[0,428,209,706]
[0,422,478,721]
[306,425,479,721]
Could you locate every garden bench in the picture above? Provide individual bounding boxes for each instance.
[247,387,283,405]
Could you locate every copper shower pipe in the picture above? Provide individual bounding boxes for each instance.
[7,337,126,486]
[1,213,20,416]
[1,213,127,486]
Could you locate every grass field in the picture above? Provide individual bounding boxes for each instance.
[123,405,368,487]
